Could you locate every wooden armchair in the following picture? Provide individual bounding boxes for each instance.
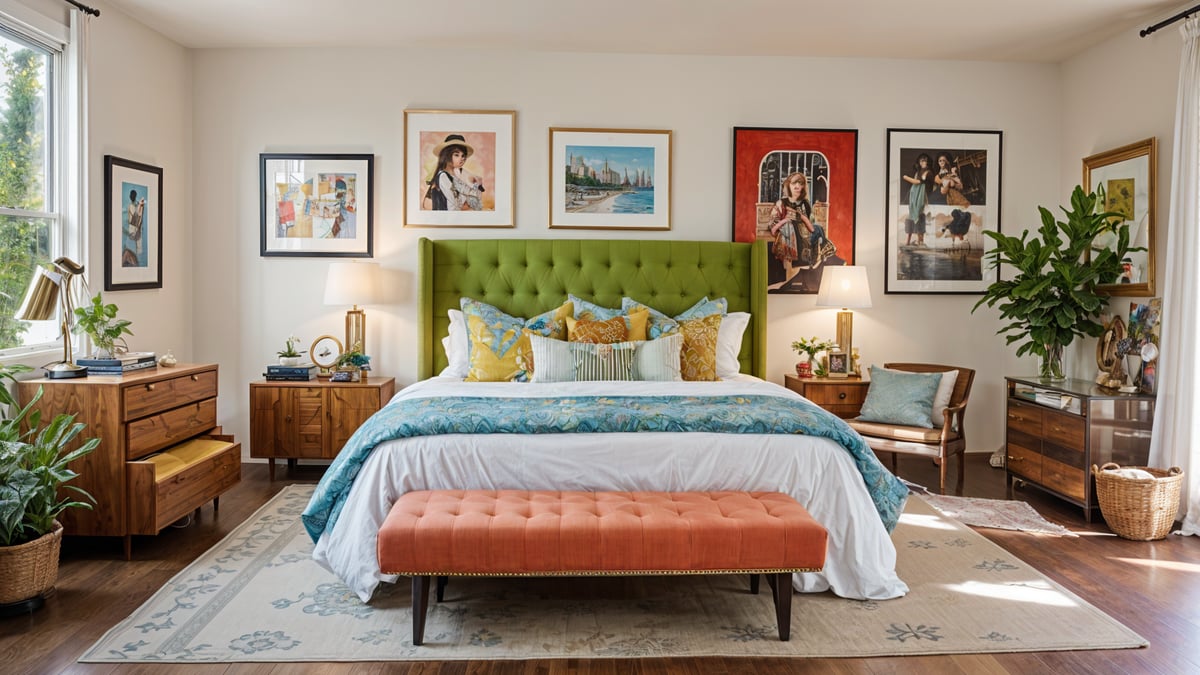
[846,363,975,495]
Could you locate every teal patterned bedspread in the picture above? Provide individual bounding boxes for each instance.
[301,394,908,542]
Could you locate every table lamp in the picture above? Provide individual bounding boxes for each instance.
[815,265,872,356]
[15,257,89,378]
[323,261,382,357]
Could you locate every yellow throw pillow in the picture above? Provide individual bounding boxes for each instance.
[678,313,723,381]
[567,315,629,344]
[463,299,572,382]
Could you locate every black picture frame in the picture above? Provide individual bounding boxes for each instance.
[104,155,163,291]
[260,153,374,257]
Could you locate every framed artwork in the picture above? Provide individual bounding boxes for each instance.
[104,156,163,291]
[549,127,671,230]
[826,350,850,378]
[732,127,858,294]
[884,128,1003,294]
[260,153,374,258]
[403,109,515,228]
[1084,137,1157,297]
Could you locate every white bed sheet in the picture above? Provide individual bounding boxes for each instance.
[311,375,909,602]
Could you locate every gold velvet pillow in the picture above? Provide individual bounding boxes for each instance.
[566,309,649,344]
[678,313,723,381]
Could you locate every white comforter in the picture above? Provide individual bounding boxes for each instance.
[311,375,909,601]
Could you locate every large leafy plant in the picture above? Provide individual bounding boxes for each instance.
[972,185,1137,372]
[0,364,98,546]
[73,292,133,358]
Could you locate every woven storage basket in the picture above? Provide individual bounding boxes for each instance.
[0,522,63,605]
[1091,463,1183,541]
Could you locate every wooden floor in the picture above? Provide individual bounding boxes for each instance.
[3,454,1199,675]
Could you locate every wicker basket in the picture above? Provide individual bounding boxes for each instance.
[0,522,63,605]
[1091,463,1183,541]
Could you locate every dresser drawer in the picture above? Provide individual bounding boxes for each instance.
[126,435,241,535]
[1006,442,1043,482]
[124,370,218,421]
[1006,400,1043,436]
[1043,410,1085,451]
[1041,456,1086,501]
[126,398,218,460]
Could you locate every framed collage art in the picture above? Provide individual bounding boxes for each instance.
[104,155,163,290]
[884,128,1002,294]
[548,127,671,230]
[260,153,374,258]
[404,109,515,228]
[731,127,858,294]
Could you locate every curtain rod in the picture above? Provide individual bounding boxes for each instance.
[1140,3,1198,37]
[63,0,100,17]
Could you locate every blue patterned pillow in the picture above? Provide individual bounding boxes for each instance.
[857,366,942,428]
[621,296,728,339]
[460,298,571,382]
[569,294,624,322]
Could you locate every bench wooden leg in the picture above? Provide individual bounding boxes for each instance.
[772,572,792,641]
[436,575,448,602]
[412,576,431,645]
[749,574,760,595]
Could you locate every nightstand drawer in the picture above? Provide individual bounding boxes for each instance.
[124,370,218,420]
[126,398,218,460]
[803,384,867,407]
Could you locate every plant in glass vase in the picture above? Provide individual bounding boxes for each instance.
[73,293,132,359]
[791,336,836,378]
[973,185,1138,380]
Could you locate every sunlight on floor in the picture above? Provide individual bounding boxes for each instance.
[899,512,958,531]
[1114,557,1200,573]
[944,579,1078,607]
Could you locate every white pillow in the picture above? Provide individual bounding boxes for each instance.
[528,333,682,383]
[634,333,683,381]
[439,309,469,378]
[715,312,751,378]
[878,365,959,426]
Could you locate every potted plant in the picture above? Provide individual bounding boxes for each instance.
[333,341,371,380]
[791,336,836,378]
[973,185,1138,380]
[276,335,306,367]
[73,293,132,359]
[0,364,99,614]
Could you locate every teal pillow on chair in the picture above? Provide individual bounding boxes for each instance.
[858,366,943,428]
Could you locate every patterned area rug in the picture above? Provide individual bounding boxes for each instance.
[921,494,1079,537]
[80,485,1142,662]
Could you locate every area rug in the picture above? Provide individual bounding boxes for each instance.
[921,493,1079,537]
[80,485,1143,662]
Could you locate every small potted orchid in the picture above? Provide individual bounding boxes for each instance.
[276,335,306,367]
[790,336,836,378]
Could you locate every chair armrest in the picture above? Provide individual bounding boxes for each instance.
[939,402,968,437]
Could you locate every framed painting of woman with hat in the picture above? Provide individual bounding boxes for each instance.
[404,109,516,228]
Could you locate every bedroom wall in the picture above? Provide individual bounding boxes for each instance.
[189,48,1071,459]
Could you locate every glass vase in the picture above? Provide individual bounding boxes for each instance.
[1039,343,1065,380]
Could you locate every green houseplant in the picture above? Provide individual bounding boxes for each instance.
[276,335,306,366]
[972,185,1138,380]
[0,363,99,612]
[334,341,371,371]
[791,336,836,378]
[73,292,133,359]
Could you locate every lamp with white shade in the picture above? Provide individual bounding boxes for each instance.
[815,266,872,356]
[323,261,381,357]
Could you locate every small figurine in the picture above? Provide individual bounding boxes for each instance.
[851,348,862,377]
[158,350,177,367]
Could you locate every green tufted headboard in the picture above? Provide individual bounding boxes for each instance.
[417,238,768,380]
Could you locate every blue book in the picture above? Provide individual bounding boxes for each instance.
[266,363,316,375]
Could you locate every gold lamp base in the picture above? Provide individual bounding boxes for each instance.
[345,306,366,355]
[835,309,854,355]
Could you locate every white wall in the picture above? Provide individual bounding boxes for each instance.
[88,2,192,363]
[189,47,1072,456]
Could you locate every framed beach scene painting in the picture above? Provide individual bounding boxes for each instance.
[549,128,671,230]
[731,127,858,294]
[404,109,515,228]
[884,128,1002,294]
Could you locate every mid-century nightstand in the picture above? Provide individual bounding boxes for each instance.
[784,374,869,419]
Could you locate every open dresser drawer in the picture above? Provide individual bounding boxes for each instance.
[126,434,241,535]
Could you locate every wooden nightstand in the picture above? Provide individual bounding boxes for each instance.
[250,376,395,479]
[784,374,870,418]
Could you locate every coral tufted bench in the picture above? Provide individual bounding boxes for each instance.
[377,489,828,645]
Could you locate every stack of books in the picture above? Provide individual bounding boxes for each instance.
[77,351,157,375]
[264,363,317,381]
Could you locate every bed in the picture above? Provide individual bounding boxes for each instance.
[304,238,909,602]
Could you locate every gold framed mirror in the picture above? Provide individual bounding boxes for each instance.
[1083,137,1156,296]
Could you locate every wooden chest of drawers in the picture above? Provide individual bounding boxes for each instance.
[18,363,240,557]
[1004,377,1154,520]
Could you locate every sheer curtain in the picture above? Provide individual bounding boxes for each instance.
[1148,17,1200,535]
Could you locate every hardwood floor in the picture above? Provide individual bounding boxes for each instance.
[3,455,1199,674]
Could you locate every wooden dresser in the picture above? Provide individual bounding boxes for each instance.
[784,374,869,418]
[250,376,395,479]
[18,363,240,558]
[1004,376,1154,521]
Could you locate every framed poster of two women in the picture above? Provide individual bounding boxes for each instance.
[732,127,858,294]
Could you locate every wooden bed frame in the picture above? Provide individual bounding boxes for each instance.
[417,238,768,380]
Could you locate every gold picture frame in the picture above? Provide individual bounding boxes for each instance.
[310,334,343,377]
[1083,137,1156,296]
[548,127,672,230]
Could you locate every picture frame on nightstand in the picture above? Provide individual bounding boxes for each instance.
[826,349,850,378]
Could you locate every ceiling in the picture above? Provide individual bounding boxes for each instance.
[101,0,1188,62]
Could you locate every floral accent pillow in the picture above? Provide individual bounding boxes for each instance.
[461,298,571,382]
[678,313,723,381]
[567,315,628,344]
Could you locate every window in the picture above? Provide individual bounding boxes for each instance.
[0,14,73,357]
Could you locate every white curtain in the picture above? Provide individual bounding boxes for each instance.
[1149,17,1200,534]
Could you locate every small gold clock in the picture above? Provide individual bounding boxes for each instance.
[310,334,343,376]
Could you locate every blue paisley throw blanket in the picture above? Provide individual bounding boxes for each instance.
[302,389,908,543]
